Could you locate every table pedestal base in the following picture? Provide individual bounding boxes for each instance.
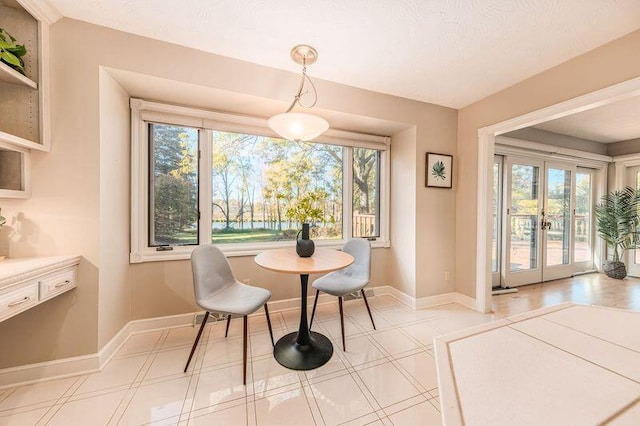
[273,331,333,370]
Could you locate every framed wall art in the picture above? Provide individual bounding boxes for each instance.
[426,152,452,188]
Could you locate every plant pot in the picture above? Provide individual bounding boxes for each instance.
[603,261,626,279]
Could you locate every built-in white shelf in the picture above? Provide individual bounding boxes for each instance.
[0,129,47,152]
[0,61,37,89]
[0,0,53,199]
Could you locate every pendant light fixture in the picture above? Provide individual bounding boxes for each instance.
[268,45,329,142]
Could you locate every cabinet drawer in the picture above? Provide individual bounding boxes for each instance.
[39,269,76,301]
[0,284,39,322]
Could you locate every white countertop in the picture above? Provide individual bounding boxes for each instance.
[435,303,640,425]
[0,256,82,291]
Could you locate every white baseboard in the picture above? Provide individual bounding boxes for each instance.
[97,312,196,368]
[0,353,99,389]
[375,286,477,311]
[454,292,477,310]
[377,285,416,307]
[0,285,475,389]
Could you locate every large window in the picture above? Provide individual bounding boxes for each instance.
[131,100,389,262]
[209,131,343,243]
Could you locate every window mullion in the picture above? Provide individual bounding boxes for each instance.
[343,146,353,240]
[380,149,390,242]
[199,129,213,245]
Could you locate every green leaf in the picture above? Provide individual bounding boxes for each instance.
[7,44,26,57]
[0,50,21,67]
[0,51,25,73]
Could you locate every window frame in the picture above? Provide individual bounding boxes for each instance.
[130,98,390,263]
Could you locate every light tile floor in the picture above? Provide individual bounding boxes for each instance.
[0,295,501,426]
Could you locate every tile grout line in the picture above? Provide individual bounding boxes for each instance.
[107,329,170,425]
[539,316,640,355]
[508,325,640,386]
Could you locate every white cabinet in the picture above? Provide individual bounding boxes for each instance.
[0,0,60,198]
[38,267,76,301]
[0,256,81,322]
[0,282,38,322]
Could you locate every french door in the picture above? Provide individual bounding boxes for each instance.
[503,157,576,286]
[627,167,640,277]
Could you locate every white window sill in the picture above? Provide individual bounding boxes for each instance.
[129,239,390,263]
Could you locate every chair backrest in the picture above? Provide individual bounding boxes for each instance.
[190,245,236,305]
[342,238,371,280]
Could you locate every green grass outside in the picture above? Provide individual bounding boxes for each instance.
[160,227,340,245]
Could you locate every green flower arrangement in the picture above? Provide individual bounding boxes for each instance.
[0,27,27,75]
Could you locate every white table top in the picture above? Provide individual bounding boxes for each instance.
[0,255,81,290]
[254,247,353,275]
[435,303,640,425]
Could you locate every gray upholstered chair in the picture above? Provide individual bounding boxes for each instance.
[184,245,274,384]
[309,239,375,350]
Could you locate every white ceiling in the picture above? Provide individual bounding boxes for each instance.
[534,95,640,143]
[49,0,640,108]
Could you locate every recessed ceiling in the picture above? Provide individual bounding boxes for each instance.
[534,95,640,143]
[49,0,640,108]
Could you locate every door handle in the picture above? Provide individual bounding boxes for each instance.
[539,220,551,230]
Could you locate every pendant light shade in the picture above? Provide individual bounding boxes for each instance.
[268,112,329,142]
[268,45,329,142]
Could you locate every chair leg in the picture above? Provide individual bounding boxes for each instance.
[264,303,275,347]
[338,296,346,351]
[225,314,232,337]
[184,311,209,373]
[243,315,248,385]
[309,289,320,330]
[361,289,376,330]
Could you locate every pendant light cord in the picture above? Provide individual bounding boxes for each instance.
[285,57,319,113]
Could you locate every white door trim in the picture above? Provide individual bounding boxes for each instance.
[476,75,640,313]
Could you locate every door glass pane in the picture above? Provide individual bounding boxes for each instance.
[492,160,500,273]
[510,164,539,272]
[636,172,640,264]
[574,172,592,263]
[546,168,571,266]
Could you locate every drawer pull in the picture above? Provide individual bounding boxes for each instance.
[54,280,72,288]
[8,296,31,307]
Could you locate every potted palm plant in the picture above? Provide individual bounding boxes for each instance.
[594,186,640,279]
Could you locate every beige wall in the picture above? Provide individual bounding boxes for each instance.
[389,126,417,297]
[0,17,457,367]
[503,127,608,155]
[415,113,458,298]
[456,29,640,298]
[608,138,640,157]
[98,69,132,347]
